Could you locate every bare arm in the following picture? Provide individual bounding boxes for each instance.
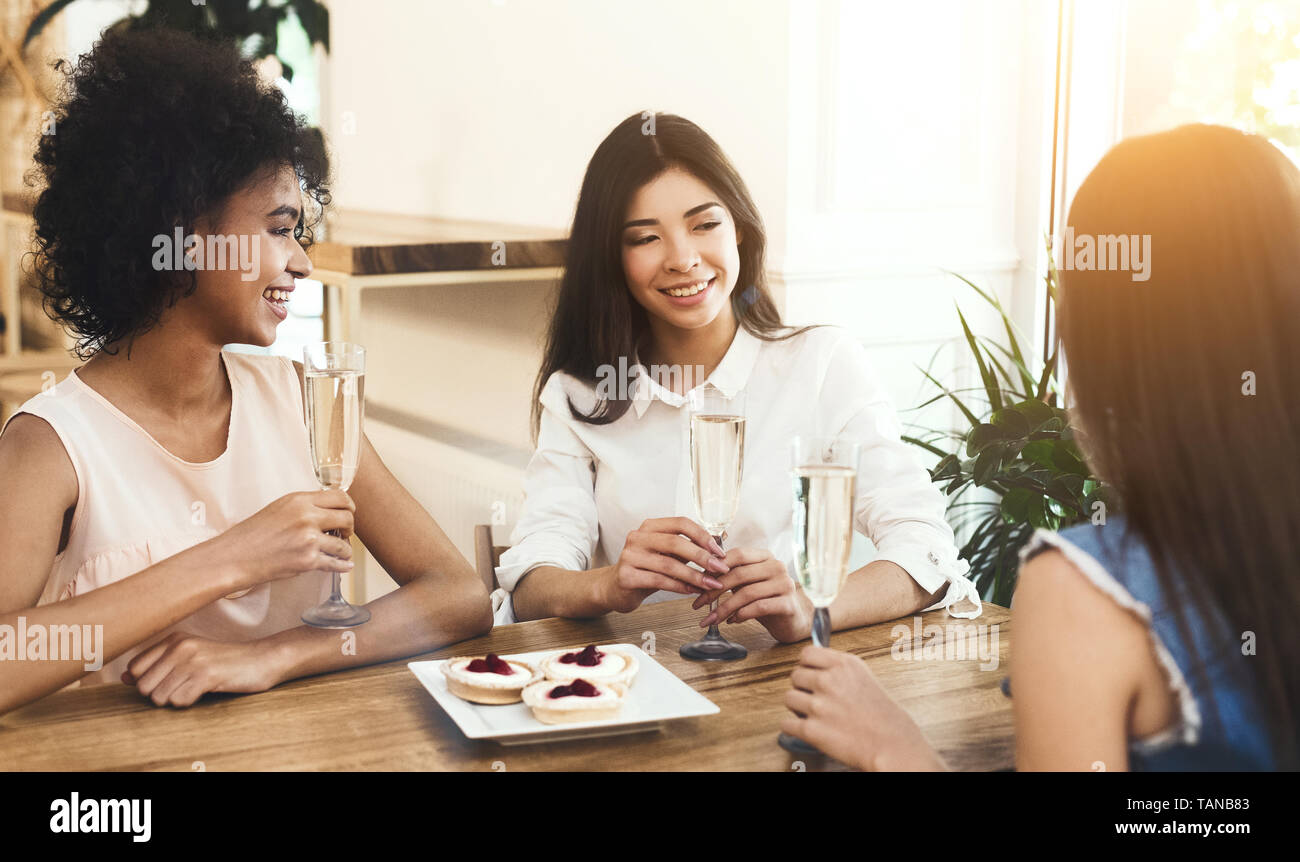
[1012,550,1169,771]
[511,564,615,621]
[260,430,494,683]
[252,362,492,682]
[828,559,947,631]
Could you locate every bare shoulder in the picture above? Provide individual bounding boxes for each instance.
[0,413,78,509]
[1017,548,1152,651]
[0,414,79,609]
[1014,548,1154,705]
[225,349,305,392]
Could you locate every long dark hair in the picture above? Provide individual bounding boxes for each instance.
[1059,124,1300,768]
[532,112,805,438]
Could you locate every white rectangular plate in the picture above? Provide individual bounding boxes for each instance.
[408,644,719,745]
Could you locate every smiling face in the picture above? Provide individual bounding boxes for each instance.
[620,167,743,335]
[182,162,312,347]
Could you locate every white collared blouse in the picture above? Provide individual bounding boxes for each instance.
[494,325,981,623]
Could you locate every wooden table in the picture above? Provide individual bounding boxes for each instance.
[0,599,1013,772]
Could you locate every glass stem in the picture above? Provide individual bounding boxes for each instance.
[706,534,725,640]
[327,528,346,603]
[812,606,831,648]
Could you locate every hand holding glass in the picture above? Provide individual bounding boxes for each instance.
[300,342,371,628]
[679,385,748,662]
[779,435,859,753]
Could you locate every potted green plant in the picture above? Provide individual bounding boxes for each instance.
[902,258,1107,607]
[24,0,330,84]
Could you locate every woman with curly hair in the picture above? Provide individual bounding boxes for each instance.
[0,28,492,714]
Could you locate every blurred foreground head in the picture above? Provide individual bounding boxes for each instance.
[1060,123,1300,768]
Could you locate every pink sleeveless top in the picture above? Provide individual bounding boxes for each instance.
[0,349,330,686]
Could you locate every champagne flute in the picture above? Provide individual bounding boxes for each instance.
[679,385,748,662]
[779,435,859,754]
[301,341,371,628]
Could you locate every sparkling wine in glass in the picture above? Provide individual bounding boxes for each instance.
[679,385,749,662]
[301,342,371,628]
[779,435,859,754]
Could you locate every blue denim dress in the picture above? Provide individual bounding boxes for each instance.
[1020,516,1275,770]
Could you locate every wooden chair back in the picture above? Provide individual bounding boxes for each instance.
[473,524,509,592]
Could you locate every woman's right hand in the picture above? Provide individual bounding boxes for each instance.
[600,517,730,613]
[201,490,356,589]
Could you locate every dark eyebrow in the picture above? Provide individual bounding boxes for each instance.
[684,201,722,218]
[622,201,723,230]
[267,205,300,220]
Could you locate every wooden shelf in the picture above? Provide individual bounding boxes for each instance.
[311,209,566,275]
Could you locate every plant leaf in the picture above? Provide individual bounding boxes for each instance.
[990,407,1031,439]
[1036,341,1059,402]
[984,339,1038,399]
[915,365,981,428]
[1000,487,1035,524]
[972,445,1004,485]
[966,423,1005,456]
[22,0,83,48]
[956,304,1003,413]
[900,435,949,458]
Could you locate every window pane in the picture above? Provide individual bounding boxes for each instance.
[1123,0,1300,160]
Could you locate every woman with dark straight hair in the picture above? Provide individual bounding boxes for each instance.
[780,124,1297,770]
[495,112,983,635]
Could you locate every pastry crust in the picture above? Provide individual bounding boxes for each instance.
[540,644,640,686]
[522,680,627,724]
[440,656,540,705]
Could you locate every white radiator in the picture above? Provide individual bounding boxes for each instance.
[359,416,527,600]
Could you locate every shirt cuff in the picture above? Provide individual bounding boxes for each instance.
[875,544,983,619]
[490,588,516,626]
[494,534,590,593]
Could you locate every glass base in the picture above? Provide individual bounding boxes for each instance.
[302,598,371,628]
[679,636,748,662]
[778,731,822,756]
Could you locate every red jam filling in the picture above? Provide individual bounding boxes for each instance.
[559,644,605,667]
[465,653,514,675]
[548,679,601,699]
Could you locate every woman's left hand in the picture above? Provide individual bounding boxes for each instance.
[780,646,945,770]
[692,548,813,643]
[122,633,282,707]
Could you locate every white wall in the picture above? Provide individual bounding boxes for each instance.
[326,0,790,232]
[325,0,800,453]
[324,0,1058,457]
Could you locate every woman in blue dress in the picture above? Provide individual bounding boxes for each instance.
[780,124,1297,771]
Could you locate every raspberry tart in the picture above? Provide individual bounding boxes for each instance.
[540,644,639,686]
[521,678,627,724]
[440,653,540,705]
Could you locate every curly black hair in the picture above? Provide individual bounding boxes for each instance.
[29,27,330,359]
